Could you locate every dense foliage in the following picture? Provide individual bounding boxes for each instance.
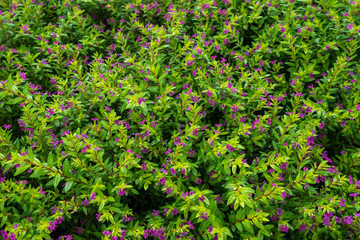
[1,0,360,239]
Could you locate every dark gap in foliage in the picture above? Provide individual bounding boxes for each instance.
[126,186,174,219]
[204,105,224,126]
[241,29,256,48]
[49,221,73,239]
[1,109,23,141]
[49,211,96,239]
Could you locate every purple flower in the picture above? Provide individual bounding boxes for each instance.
[279,225,289,233]
[280,162,288,170]
[196,178,202,184]
[346,216,353,225]
[226,144,236,152]
[208,226,213,233]
[159,177,166,185]
[165,187,173,196]
[200,212,208,220]
[81,199,89,206]
[215,194,223,204]
[152,209,159,216]
[121,230,126,238]
[103,230,111,236]
[299,223,307,232]
[118,188,127,196]
[323,212,333,226]
[20,150,28,156]
[90,193,96,201]
[231,105,239,112]
[339,197,346,207]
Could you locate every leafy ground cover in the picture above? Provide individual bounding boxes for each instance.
[0,0,360,239]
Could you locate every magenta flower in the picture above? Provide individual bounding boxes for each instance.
[141,162,147,170]
[231,105,239,112]
[165,187,173,196]
[152,209,160,217]
[20,150,28,156]
[279,225,289,233]
[103,230,111,236]
[339,197,346,207]
[346,216,353,224]
[208,226,213,233]
[81,199,89,206]
[2,124,11,130]
[118,188,127,196]
[90,193,96,201]
[299,223,307,232]
[280,162,288,170]
[215,194,223,204]
[159,177,166,185]
[96,212,101,222]
[226,144,236,152]
[200,212,208,220]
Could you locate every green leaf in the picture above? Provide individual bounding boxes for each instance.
[260,229,271,237]
[3,163,12,173]
[14,163,30,176]
[242,220,254,234]
[63,159,72,177]
[54,173,61,188]
[28,148,35,161]
[159,73,167,86]
[223,227,233,237]
[235,222,243,232]
[99,199,106,210]
[253,218,265,230]
[147,86,159,93]
[83,206,88,215]
[6,97,23,105]
[30,168,47,178]
[0,215,7,227]
[64,181,74,193]
[47,152,54,167]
